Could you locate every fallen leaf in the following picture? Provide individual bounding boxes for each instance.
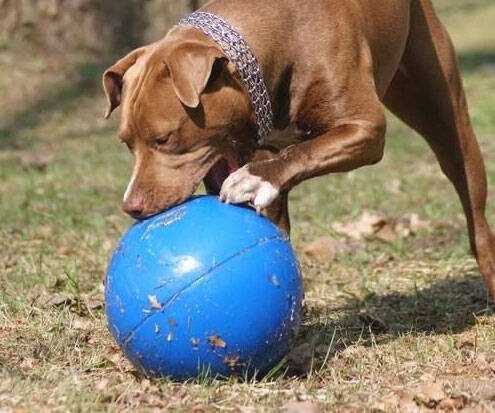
[385,178,402,194]
[437,395,468,411]
[396,213,430,237]
[1,256,17,269]
[408,213,430,233]
[373,393,416,413]
[376,223,397,243]
[20,357,35,369]
[415,381,446,407]
[207,335,227,348]
[332,211,388,241]
[475,352,495,373]
[458,339,475,350]
[283,401,320,413]
[73,317,91,330]
[398,392,420,413]
[57,245,72,256]
[46,294,73,307]
[106,349,123,366]
[83,296,103,311]
[148,295,162,310]
[224,355,242,368]
[303,236,347,263]
[44,294,102,317]
[17,149,54,170]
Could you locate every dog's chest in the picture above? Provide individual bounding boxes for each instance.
[263,124,308,150]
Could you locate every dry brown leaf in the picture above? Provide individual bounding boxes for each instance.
[20,357,35,369]
[332,211,387,241]
[385,178,402,194]
[303,236,347,263]
[408,213,430,233]
[83,296,103,311]
[458,339,475,350]
[17,149,54,170]
[398,392,421,412]
[376,223,398,243]
[415,381,446,407]
[73,317,91,330]
[106,349,123,366]
[475,352,495,373]
[283,401,320,413]
[45,294,102,317]
[396,213,430,237]
[224,355,242,368]
[437,396,468,411]
[46,294,73,307]
[1,256,17,270]
[57,245,72,256]
[148,295,162,310]
[373,392,419,413]
[207,335,227,349]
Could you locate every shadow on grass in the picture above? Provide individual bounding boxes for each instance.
[0,61,111,150]
[288,274,491,375]
[459,48,495,73]
[0,0,150,150]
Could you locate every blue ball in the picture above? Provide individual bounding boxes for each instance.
[105,196,303,380]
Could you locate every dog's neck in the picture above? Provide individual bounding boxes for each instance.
[177,11,274,143]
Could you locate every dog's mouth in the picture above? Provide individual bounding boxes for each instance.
[203,154,239,194]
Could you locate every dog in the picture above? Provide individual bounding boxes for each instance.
[102,0,495,301]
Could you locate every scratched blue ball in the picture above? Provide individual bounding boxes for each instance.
[105,196,303,380]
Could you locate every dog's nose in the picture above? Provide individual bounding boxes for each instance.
[122,199,146,219]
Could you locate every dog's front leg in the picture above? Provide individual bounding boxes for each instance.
[251,148,291,235]
[220,118,386,212]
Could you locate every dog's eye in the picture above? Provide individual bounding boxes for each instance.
[156,137,169,145]
[155,134,171,146]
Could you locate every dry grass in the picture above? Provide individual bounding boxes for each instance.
[1,1,495,412]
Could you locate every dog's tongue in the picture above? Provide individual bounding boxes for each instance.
[204,156,239,193]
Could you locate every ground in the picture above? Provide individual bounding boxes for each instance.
[1,0,495,411]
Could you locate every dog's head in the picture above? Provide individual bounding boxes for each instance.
[103,28,256,219]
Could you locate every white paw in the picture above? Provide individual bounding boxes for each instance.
[220,166,279,212]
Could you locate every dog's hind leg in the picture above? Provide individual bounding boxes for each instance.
[383,0,495,301]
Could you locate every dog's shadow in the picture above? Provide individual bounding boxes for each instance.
[286,274,492,375]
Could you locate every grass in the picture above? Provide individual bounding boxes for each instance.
[1,1,495,411]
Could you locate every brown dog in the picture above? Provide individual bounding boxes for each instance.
[103,0,495,301]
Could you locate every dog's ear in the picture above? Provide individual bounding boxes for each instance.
[102,47,146,119]
[164,42,227,108]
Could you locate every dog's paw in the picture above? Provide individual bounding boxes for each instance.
[220,166,279,212]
